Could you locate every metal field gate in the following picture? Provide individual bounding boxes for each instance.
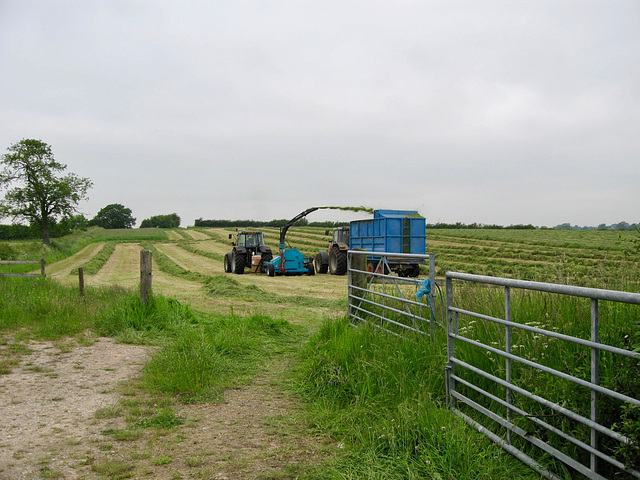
[347,250,437,335]
[445,272,640,480]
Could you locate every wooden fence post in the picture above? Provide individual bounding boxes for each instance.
[40,258,46,277]
[78,267,85,296]
[140,249,152,303]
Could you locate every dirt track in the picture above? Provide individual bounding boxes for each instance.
[1,230,340,478]
[0,338,328,479]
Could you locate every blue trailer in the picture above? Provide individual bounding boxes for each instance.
[315,209,426,277]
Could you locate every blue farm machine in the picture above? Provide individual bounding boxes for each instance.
[314,209,426,277]
[263,207,321,276]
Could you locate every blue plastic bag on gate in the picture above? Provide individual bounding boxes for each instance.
[416,279,431,300]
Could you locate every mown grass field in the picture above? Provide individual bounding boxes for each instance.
[1,225,638,479]
[4,225,639,294]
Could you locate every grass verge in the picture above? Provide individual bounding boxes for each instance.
[296,317,541,479]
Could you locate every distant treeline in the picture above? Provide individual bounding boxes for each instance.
[551,221,638,231]
[194,218,349,228]
[0,215,87,240]
[0,224,32,240]
[428,222,638,230]
[427,222,537,230]
[196,218,639,231]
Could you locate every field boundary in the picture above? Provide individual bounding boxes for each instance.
[0,259,45,278]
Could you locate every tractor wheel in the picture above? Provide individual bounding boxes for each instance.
[329,248,347,275]
[266,263,275,277]
[232,253,245,274]
[224,253,232,273]
[261,252,273,264]
[314,251,329,274]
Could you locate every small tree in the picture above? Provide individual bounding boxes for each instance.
[0,139,92,245]
[90,203,136,229]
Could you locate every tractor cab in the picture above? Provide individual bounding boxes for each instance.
[333,226,350,245]
[237,231,264,249]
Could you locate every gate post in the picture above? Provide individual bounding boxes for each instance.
[445,274,456,408]
[140,249,152,303]
[348,249,367,321]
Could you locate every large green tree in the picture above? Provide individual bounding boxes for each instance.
[0,139,92,245]
[90,203,136,229]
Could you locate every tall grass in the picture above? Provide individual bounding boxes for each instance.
[297,318,539,479]
[93,292,199,343]
[142,314,301,402]
[0,277,126,339]
[449,283,640,478]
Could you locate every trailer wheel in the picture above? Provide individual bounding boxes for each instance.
[306,262,315,276]
[314,251,329,274]
[232,252,245,274]
[329,248,347,275]
[266,263,275,277]
[368,261,389,275]
[407,264,421,278]
[224,253,232,273]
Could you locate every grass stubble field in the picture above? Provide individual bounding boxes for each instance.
[0,226,638,479]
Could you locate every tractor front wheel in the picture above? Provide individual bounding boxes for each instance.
[224,253,232,273]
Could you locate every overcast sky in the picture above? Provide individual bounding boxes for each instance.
[1,1,638,228]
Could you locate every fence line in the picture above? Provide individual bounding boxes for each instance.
[0,259,46,278]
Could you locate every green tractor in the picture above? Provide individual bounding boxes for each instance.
[224,230,273,274]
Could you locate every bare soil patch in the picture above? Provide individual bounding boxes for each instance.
[0,338,151,479]
[0,338,330,479]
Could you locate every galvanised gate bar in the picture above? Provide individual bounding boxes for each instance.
[445,272,640,480]
[347,250,437,336]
